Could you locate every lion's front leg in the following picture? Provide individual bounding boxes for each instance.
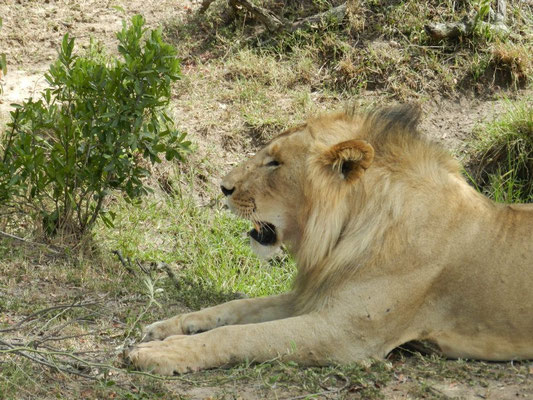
[142,293,294,341]
[128,312,368,375]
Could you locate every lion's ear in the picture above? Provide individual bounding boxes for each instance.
[319,140,374,183]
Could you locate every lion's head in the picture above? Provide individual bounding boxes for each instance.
[221,113,372,258]
[222,106,421,252]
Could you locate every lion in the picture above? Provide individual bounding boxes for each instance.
[126,105,533,375]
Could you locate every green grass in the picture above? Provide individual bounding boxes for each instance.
[467,98,533,203]
[95,190,295,307]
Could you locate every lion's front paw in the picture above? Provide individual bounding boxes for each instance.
[126,336,202,375]
[142,313,219,342]
[142,320,177,342]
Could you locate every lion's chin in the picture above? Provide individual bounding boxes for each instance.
[250,237,282,260]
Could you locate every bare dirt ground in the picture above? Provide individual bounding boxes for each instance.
[0,0,194,114]
[0,1,532,399]
[0,0,524,161]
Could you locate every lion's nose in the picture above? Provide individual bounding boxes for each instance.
[221,185,235,197]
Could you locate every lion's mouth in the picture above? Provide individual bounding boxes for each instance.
[249,222,277,246]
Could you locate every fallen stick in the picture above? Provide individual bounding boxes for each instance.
[0,301,100,333]
[112,249,136,275]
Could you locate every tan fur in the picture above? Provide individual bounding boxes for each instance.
[127,105,533,375]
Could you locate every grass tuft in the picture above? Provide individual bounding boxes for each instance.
[467,99,533,203]
[489,41,532,88]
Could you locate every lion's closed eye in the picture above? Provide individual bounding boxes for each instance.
[265,160,280,167]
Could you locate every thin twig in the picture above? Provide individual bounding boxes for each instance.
[32,331,104,346]
[159,262,182,291]
[112,249,136,274]
[136,259,151,276]
[29,313,98,347]
[0,341,197,383]
[0,230,61,254]
[0,340,96,380]
[286,373,350,400]
[0,301,100,333]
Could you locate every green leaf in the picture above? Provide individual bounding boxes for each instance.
[0,53,7,76]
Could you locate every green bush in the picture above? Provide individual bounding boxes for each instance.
[0,15,190,238]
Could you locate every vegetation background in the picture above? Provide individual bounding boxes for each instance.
[0,0,531,399]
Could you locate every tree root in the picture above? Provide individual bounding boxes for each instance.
[290,3,347,32]
[425,0,509,40]
[201,0,347,33]
[230,0,290,32]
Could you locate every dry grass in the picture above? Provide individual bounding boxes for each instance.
[167,0,531,99]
